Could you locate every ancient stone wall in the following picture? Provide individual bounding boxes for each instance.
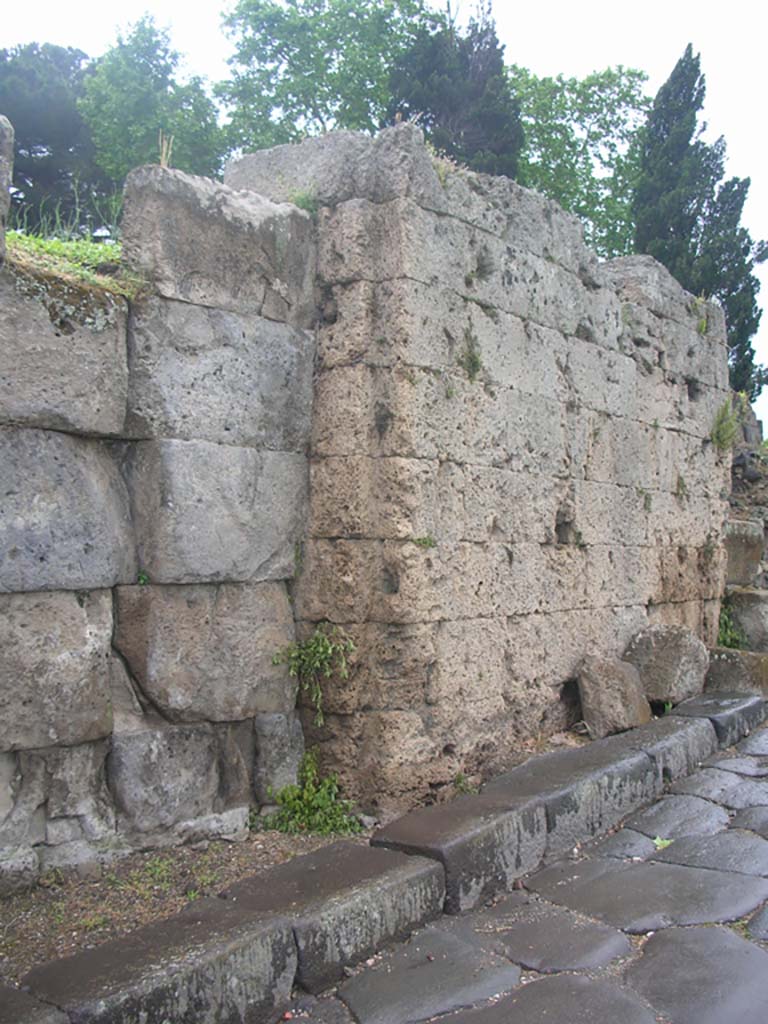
[0,153,315,891]
[227,126,732,815]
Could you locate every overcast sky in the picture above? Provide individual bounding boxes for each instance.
[4,0,767,418]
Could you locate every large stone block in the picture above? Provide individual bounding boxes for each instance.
[725,519,764,586]
[0,427,136,592]
[122,165,316,328]
[123,439,307,583]
[726,587,768,652]
[706,646,768,696]
[253,712,304,802]
[126,296,314,448]
[114,582,297,722]
[0,115,12,264]
[624,624,709,704]
[0,265,128,435]
[577,654,652,739]
[0,590,113,751]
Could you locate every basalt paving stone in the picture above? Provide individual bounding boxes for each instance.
[442,974,657,1024]
[738,729,768,755]
[670,767,768,809]
[625,925,768,1024]
[219,840,445,992]
[671,692,766,746]
[703,754,768,777]
[650,829,768,875]
[588,827,657,860]
[338,929,521,1024]
[526,857,768,932]
[371,793,547,913]
[730,806,768,837]
[430,895,630,973]
[626,794,729,839]
[0,985,68,1024]
[288,994,356,1022]
[748,905,768,940]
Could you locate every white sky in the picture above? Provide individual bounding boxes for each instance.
[3,0,768,419]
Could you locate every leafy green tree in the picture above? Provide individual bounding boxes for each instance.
[79,16,225,183]
[508,65,649,257]
[0,43,111,231]
[219,0,438,151]
[632,44,767,398]
[386,1,523,178]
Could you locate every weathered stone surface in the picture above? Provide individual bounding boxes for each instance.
[0,427,136,592]
[0,266,128,435]
[114,582,296,722]
[372,793,547,913]
[122,439,306,584]
[627,794,730,840]
[0,590,113,751]
[23,898,296,1024]
[253,712,304,802]
[738,727,768,755]
[651,829,768,875]
[528,857,768,932]
[221,841,445,993]
[0,984,68,1024]
[339,928,520,1024]
[623,624,709,703]
[576,654,651,738]
[0,845,39,896]
[671,691,766,746]
[725,518,764,585]
[483,736,660,857]
[671,766,768,809]
[706,646,768,697]
[704,754,768,777]
[748,905,768,940]
[589,827,656,860]
[625,926,768,1024]
[122,165,316,328]
[0,115,12,264]
[624,715,718,785]
[125,296,314,448]
[447,975,657,1024]
[730,806,768,837]
[725,587,768,651]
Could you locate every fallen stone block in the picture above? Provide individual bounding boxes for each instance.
[724,587,768,651]
[0,427,136,593]
[0,590,113,751]
[0,984,68,1024]
[706,646,768,696]
[122,164,316,329]
[623,624,709,704]
[114,582,297,722]
[371,793,547,913]
[671,691,766,747]
[0,266,128,435]
[221,840,444,992]
[125,296,314,448]
[23,898,296,1024]
[576,653,652,738]
[725,518,764,585]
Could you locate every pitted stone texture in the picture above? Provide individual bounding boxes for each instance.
[576,654,651,739]
[123,439,306,584]
[221,841,445,993]
[372,793,547,913]
[0,427,136,593]
[625,926,768,1024]
[627,795,730,840]
[706,646,768,697]
[253,712,304,803]
[0,115,12,263]
[738,727,768,755]
[671,691,766,746]
[725,518,764,585]
[23,898,296,1024]
[650,829,768,876]
[0,590,113,751]
[122,165,316,328]
[671,767,768,809]
[589,828,657,860]
[527,857,768,932]
[339,928,520,1024]
[0,846,39,897]
[624,715,718,785]
[446,975,657,1024]
[623,624,709,704]
[114,582,296,722]
[0,267,128,434]
[726,587,768,651]
[125,296,314,448]
[0,984,68,1024]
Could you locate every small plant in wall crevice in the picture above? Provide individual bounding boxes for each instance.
[272,624,355,726]
[256,751,363,836]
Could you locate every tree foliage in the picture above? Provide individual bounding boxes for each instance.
[386,2,523,178]
[79,16,224,183]
[509,65,649,257]
[632,44,767,398]
[219,0,437,152]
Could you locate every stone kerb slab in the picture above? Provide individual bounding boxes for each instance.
[122,165,316,329]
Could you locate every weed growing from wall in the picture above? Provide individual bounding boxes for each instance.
[273,624,355,726]
[717,597,747,649]
[256,751,363,835]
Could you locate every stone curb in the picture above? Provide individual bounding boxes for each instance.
[4,692,764,1024]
